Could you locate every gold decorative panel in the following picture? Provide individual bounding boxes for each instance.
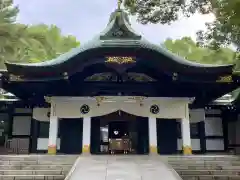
[216,75,233,83]
[105,56,136,64]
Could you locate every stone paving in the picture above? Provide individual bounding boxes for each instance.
[68,155,182,180]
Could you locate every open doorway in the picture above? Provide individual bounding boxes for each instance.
[90,111,149,155]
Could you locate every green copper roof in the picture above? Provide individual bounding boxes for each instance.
[5,9,234,71]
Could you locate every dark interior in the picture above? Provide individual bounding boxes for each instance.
[90,111,149,154]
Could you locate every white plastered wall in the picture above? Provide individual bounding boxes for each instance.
[34,96,192,152]
[32,108,49,122]
[33,103,226,152]
[53,96,191,153]
[52,96,190,119]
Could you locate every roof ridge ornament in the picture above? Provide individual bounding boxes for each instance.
[118,0,122,9]
[99,0,141,40]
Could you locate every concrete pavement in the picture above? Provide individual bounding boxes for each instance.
[66,155,182,180]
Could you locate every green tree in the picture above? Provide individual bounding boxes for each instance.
[0,0,47,68]
[124,0,240,49]
[0,0,19,68]
[163,36,240,100]
[0,0,80,68]
[21,24,80,63]
[163,37,237,66]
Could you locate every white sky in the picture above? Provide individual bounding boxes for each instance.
[13,0,214,44]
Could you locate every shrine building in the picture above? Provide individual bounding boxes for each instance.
[0,6,240,155]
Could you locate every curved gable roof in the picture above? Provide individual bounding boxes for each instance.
[4,9,234,76]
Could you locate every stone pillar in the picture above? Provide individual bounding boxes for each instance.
[82,117,91,154]
[149,117,158,154]
[48,116,58,155]
[181,112,192,155]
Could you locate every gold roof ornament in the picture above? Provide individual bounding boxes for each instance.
[216,75,233,83]
[105,56,136,64]
[95,96,105,106]
[9,74,22,81]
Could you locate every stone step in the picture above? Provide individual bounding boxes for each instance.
[173,166,222,170]
[171,164,240,166]
[170,162,240,167]
[171,165,238,169]
[177,170,240,176]
[0,170,68,176]
[170,160,239,164]
[0,174,65,180]
[173,165,240,170]
[171,164,224,169]
[167,159,240,163]
[231,162,240,166]
[165,156,239,159]
[0,155,78,159]
[0,161,37,165]
[22,165,72,171]
[181,175,240,180]
[169,160,240,163]
[0,164,72,171]
[0,156,78,163]
[0,158,76,162]
[222,166,240,170]
[167,160,240,163]
[163,155,239,159]
[0,161,75,166]
[165,159,240,162]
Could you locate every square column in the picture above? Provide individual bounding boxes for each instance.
[181,116,192,155]
[149,117,158,154]
[82,117,91,154]
[48,116,58,155]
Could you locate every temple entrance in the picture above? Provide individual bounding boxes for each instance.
[108,121,129,154]
[90,111,149,154]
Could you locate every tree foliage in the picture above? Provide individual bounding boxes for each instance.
[163,36,240,99]
[0,0,80,69]
[21,24,80,63]
[124,0,240,50]
[163,36,239,68]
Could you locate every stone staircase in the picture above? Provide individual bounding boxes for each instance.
[162,156,240,180]
[0,155,78,180]
[1,155,239,180]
